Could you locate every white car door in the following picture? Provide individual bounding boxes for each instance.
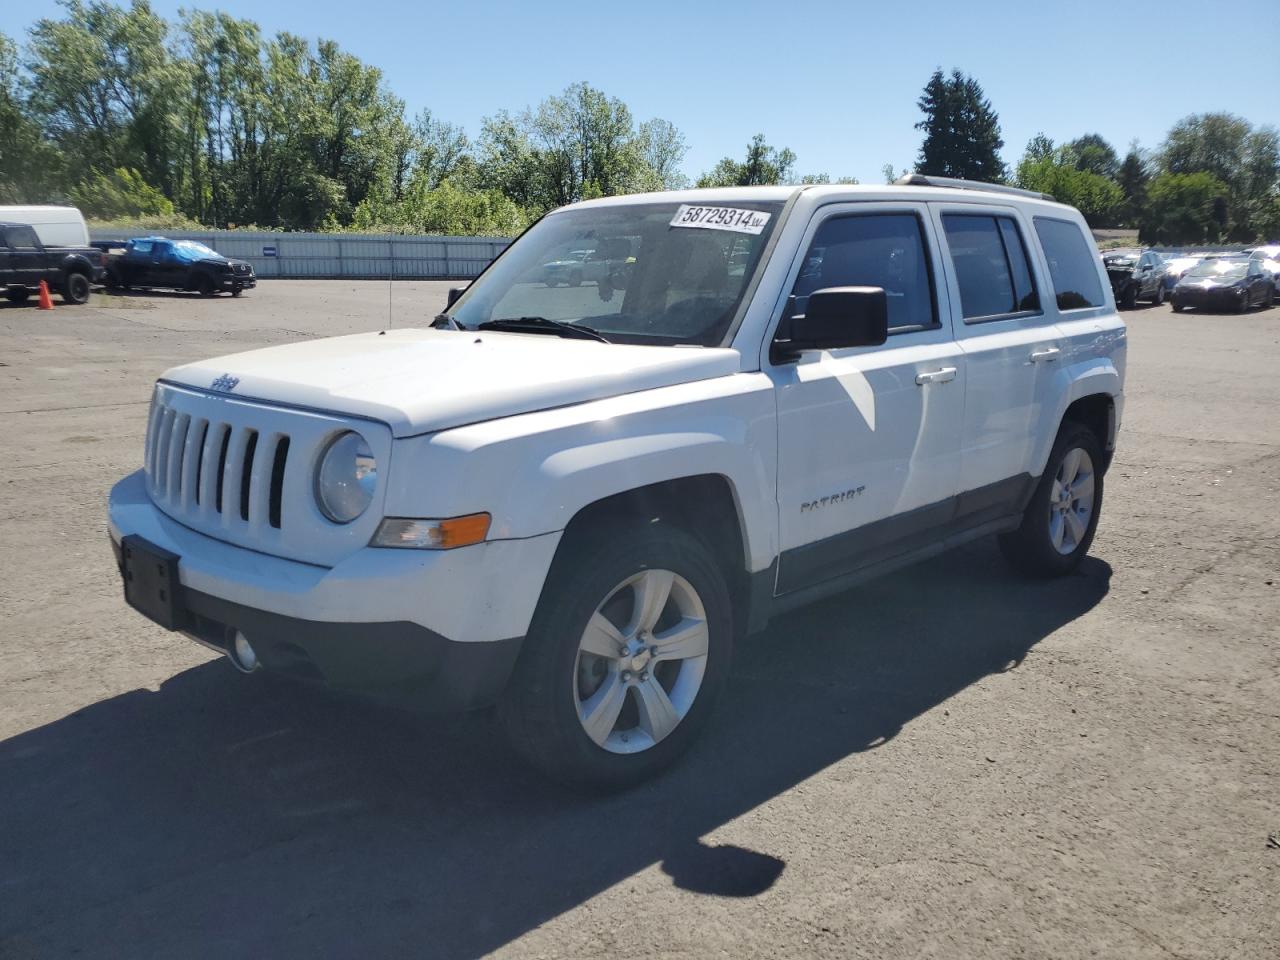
[931,203,1062,511]
[767,202,964,595]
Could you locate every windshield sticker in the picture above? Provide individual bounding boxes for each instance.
[669,205,772,235]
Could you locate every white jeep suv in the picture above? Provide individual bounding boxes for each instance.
[109,177,1126,787]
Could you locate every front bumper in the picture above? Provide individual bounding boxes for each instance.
[1172,287,1245,310]
[108,470,561,709]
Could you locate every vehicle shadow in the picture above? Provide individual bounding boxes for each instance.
[97,287,217,300]
[0,541,1110,959]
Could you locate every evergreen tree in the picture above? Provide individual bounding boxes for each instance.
[914,69,1006,183]
[1116,146,1149,228]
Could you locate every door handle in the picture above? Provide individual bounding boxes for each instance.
[1030,347,1061,362]
[915,366,957,385]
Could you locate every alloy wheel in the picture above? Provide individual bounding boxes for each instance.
[1049,447,1096,555]
[573,568,709,754]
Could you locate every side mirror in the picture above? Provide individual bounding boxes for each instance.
[773,286,888,362]
[446,286,465,308]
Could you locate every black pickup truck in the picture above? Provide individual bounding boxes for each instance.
[1,223,105,304]
[101,236,255,296]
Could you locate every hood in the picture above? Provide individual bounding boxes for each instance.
[161,327,742,437]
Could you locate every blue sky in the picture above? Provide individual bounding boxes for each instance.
[12,0,1280,184]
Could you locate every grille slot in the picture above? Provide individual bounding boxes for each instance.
[269,437,290,529]
[214,427,232,513]
[239,431,258,521]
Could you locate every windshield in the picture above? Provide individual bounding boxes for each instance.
[173,240,223,259]
[1185,260,1247,279]
[448,200,785,347]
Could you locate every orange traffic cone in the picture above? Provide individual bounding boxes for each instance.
[37,280,54,310]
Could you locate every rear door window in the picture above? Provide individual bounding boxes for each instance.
[1033,217,1106,310]
[942,214,1040,321]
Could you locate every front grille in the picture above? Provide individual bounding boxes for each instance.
[146,402,289,530]
[142,383,391,566]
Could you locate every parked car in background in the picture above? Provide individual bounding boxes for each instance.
[1245,245,1280,281]
[1160,253,1204,295]
[103,237,255,296]
[541,238,633,287]
[0,221,104,304]
[1103,249,1165,307]
[0,204,90,248]
[1171,257,1275,313]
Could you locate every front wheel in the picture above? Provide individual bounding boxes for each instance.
[501,521,733,790]
[1171,302,1185,313]
[61,271,91,305]
[1151,284,1165,306]
[5,288,30,304]
[1119,284,1138,310]
[196,274,216,297]
[998,422,1104,577]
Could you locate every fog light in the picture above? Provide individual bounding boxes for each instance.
[229,630,259,673]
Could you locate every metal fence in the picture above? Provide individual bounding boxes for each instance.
[88,229,511,280]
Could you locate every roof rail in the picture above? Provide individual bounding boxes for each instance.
[895,173,1055,203]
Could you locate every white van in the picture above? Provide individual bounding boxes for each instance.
[0,205,90,248]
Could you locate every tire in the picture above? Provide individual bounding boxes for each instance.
[1119,284,1138,310]
[61,271,91,305]
[196,274,215,297]
[5,288,30,304]
[1171,302,1184,313]
[1236,291,1249,313]
[998,422,1104,578]
[500,520,734,790]
[568,270,583,288]
[231,287,243,298]
[1151,284,1164,306]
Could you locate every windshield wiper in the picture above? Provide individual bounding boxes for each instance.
[477,316,611,343]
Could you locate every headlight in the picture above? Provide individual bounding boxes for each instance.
[315,430,377,523]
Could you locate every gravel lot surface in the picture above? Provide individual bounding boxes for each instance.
[1,281,1277,959]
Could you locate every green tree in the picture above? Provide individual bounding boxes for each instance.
[697,134,796,187]
[25,0,184,195]
[0,32,62,202]
[914,68,1006,182]
[1016,153,1123,227]
[1159,113,1279,239]
[1063,133,1119,179]
[634,118,689,191]
[1115,146,1149,228]
[1023,133,1055,164]
[1139,171,1230,245]
[68,166,174,218]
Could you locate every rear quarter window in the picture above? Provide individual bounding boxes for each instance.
[1033,217,1106,310]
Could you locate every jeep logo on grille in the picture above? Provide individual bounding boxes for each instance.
[210,373,240,393]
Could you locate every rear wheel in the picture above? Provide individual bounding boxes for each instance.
[501,521,733,789]
[999,422,1104,577]
[5,288,30,304]
[568,270,583,288]
[61,271,91,305]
